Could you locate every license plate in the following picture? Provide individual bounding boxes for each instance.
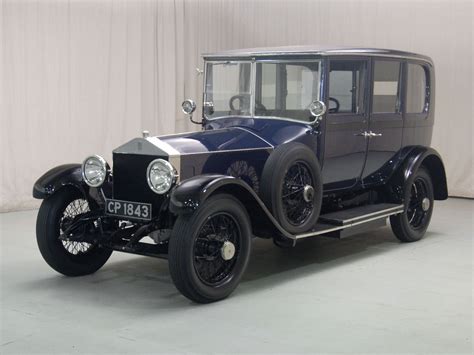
[105,199,152,221]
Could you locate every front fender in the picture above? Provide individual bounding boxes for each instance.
[169,174,293,239]
[33,164,85,199]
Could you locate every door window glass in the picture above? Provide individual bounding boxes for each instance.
[406,63,428,113]
[328,61,367,114]
[255,61,322,121]
[372,61,401,113]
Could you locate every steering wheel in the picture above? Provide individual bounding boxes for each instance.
[328,97,340,113]
[229,94,250,111]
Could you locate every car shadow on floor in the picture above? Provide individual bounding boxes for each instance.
[18,227,440,308]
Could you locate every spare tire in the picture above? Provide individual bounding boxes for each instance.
[261,142,322,234]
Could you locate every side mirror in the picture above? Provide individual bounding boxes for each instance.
[309,100,327,124]
[181,99,200,125]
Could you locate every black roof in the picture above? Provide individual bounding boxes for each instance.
[203,45,433,63]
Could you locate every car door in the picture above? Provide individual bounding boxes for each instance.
[362,58,404,185]
[321,57,370,191]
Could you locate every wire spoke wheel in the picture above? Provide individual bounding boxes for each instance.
[282,161,314,226]
[60,198,93,255]
[406,177,431,230]
[193,212,241,286]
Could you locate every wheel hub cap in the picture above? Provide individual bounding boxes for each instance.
[220,241,236,261]
[421,197,431,212]
[303,185,314,203]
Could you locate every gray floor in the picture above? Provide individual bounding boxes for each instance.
[1,198,472,354]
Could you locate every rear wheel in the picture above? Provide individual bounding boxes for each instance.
[390,167,434,242]
[36,187,112,276]
[168,194,252,303]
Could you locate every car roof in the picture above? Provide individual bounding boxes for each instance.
[203,45,433,64]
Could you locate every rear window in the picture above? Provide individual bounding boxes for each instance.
[406,63,429,113]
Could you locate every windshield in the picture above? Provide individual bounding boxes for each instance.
[204,60,322,122]
[204,61,252,119]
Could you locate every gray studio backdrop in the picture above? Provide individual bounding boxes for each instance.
[1,0,472,212]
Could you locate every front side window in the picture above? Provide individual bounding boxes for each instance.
[255,61,322,121]
[406,63,428,113]
[372,60,402,114]
[204,62,252,119]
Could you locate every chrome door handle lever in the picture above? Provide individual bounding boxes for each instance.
[354,131,370,138]
[369,131,382,137]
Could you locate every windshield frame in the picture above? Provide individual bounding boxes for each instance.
[203,58,324,124]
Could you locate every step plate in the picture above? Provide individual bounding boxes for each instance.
[292,203,404,240]
[319,203,404,226]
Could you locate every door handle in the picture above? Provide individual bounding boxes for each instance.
[368,131,382,137]
[354,131,382,139]
[354,131,370,138]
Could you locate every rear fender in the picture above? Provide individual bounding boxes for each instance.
[392,146,448,200]
[170,174,292,239]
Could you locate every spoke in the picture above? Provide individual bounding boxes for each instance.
[408,177,429,229]
[283,188,304,198]
[193,213,240,286]
[281,162,314,225]
[60,198,92,255]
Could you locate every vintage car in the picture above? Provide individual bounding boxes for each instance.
[33,46,448,303]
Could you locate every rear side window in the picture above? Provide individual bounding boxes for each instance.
[406,63,428,113]
[372,61,401,114]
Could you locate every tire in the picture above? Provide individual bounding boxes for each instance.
[261,142,323,234]
[390,167,434,242]
[36,187,112,276]
[168,194,252,303]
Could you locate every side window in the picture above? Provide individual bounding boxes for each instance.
[256,61,321,121]
[329,60,367,114]
[406,63,428,113]
[285,64,317,109]
[372,60,402,114]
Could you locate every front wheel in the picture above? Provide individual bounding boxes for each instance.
[36,187,112,276]
[168,194,252,303]
[390,167,434,242]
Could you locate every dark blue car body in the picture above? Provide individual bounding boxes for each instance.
[33,46,448,303]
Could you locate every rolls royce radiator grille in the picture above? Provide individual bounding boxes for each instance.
[112,153,165,206]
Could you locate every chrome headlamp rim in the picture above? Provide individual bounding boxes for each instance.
[181,99,196,115]
[146,158,178,194]
[81,154,108,188]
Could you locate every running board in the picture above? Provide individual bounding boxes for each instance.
[291,203,404,240]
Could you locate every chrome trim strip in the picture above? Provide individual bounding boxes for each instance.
[322,205,405,225]
[158,130,200,138]
[206,115,318,125]
[235,127,275,148]
[181,147,272,156]
[292,205,404,240]
[250,58,256,117]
